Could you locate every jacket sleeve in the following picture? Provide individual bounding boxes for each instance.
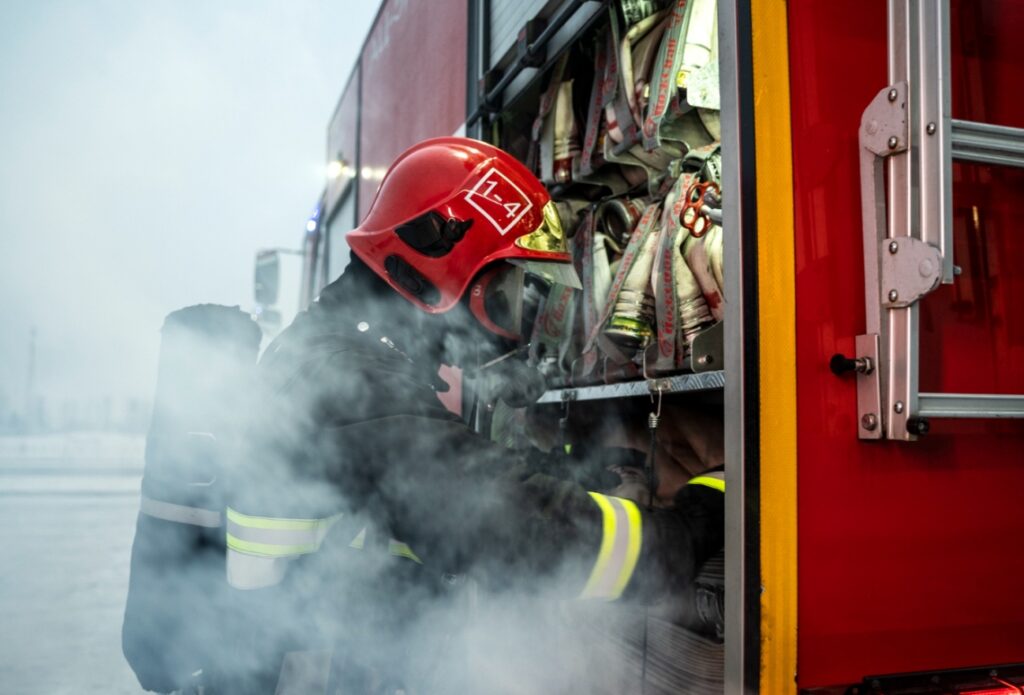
[323,413,724,602]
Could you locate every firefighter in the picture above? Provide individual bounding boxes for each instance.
[224,137,724,693]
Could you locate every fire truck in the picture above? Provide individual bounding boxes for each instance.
[253,1,1024,692]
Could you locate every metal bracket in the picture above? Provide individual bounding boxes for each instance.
[856,334,883,440]
[879,237,943,308]
[861,82,909,157]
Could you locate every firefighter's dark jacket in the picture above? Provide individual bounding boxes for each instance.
[232,257,724,609]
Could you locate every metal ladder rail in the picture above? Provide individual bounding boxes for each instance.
[854,0,1024,440]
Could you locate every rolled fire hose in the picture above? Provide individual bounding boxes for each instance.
[603,204,663,353]
[541,79,579,184]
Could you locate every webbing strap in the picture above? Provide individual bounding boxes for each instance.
[226,507,341,558]
[580,492,643,601]
[140,495,221,528]
[688,470,725,492]
[644,0,692,149]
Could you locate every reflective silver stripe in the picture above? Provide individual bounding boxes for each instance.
[226,548,291,590]
[580,493,643,600]
[274,649,332,695]
[226,519,327,547]
[140,495,221,528]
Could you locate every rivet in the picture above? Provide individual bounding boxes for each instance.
[861,413,878,431]
[888,289,899,302]
[357,321,370,332]
[888,136,899,149]
[894,401,905,414]
[888,240,899,254]
[926,122,937,135]
[887,88,898,102]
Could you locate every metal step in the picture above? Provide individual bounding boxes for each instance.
[918,392,1024,419]
[951,119,1024,168]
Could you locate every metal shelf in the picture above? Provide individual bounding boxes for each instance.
[536,370,726,403]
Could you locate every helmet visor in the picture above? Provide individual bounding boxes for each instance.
[512,200,581,289]
[514,200,567,254]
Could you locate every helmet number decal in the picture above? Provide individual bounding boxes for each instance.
[464,168,533,236]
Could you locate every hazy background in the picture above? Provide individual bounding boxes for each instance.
[0,0,382,432]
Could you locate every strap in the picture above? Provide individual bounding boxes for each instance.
[687,470,725,493]
[579,492,643,601]
[651,174,696,371]
[569,210,606,378]
[644,0,693,150]
[529,283,579,378]
[140,495,221,528]
[579,35,609,176]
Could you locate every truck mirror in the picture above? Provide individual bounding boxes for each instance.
[254,250,280,306]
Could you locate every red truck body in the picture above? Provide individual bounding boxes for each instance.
[291,1,1024,690]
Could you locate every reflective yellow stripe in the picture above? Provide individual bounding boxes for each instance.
[580,492,642,601]
[688,475,726,493]
[349,527,366,549]
[226,507,342,561]
[752,0,799,689]
[226,533,318,558]
[226,507,324,531]
[388,540,423,564]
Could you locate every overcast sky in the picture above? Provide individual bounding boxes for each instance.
[0,1,381,412]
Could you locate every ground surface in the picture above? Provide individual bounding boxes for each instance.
[0,433,146,695]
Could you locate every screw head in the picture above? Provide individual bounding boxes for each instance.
[894,401,905,414]
[888,289,899,302]
[926,122,937,135]
[357,321,370,333]
[888,136,899,149]
[861,413,878,431]
[888,240,899,254]
[887,88,898,102]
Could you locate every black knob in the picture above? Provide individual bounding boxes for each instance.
[906,417,930,436]
[831,353,873,376]
[830,353,858,376]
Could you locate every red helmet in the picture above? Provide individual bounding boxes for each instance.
[346,137,579,332]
